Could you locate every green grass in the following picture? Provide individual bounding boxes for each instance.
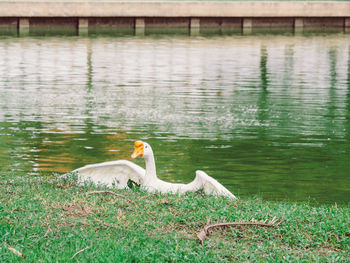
[0,172,349,262]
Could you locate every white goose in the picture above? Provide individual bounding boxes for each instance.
[71,141,236,199]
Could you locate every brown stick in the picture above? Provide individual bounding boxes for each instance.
[70,246,90,259]
[197,218,284,242]
[85,190,125,198]
[8,247,25,258]
[93,218,119,229]
[43,226,51,238]
[84,190,139,207]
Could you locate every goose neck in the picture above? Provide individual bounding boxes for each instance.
[144,154,157,179]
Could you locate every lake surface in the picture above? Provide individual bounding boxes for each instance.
[0,34,349,204]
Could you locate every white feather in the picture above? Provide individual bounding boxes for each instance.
[73,160,145,188]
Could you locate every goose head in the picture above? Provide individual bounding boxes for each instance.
[131,140,153,159]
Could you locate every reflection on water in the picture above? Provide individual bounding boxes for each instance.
[0,35,350,204]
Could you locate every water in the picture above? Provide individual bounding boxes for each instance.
[0,34,349,204]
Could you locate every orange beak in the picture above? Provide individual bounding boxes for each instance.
[131,140,144,158]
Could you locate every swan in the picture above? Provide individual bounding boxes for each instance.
[70,140,236,199]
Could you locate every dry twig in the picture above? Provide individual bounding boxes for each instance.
[197,217,284,242]
[85,190,125,198]
[8,247,25,258]
[84,190,139,207]
[70,246,90,259]
[93,217,119,228]
[43,225,51,238]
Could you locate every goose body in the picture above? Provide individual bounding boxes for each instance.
[71,141,236,199]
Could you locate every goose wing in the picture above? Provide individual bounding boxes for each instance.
[194,170,236,199]
[71,160,145,189]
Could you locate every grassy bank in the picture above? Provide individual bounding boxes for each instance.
[0,172,349,262]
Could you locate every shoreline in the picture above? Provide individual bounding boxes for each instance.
[1,172,349,261]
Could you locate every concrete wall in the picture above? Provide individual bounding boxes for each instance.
[88,17,134,35]
[0,1,349,17]
[0,1,349,36]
